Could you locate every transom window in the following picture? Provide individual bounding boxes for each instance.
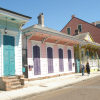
[78,25,82,32]
[67,27,71,35]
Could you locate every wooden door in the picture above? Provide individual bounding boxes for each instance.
[3,35,15,76]
[68,49,72,71]
[47,47,53,73]
[58,48,64,72]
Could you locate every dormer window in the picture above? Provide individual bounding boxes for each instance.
[78,24,82,32]
[67,27,71,35]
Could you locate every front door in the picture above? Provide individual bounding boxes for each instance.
[58,48,64,72]
[3,35,15,76]
[68,49,72,71]
[47,47,53,73]
[33,45,41,75]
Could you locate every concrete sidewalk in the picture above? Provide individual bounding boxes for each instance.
[0,71,100,100]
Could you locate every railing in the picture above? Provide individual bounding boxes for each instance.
[88,59,98,67]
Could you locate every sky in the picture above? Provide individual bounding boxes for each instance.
[0,0,100,31]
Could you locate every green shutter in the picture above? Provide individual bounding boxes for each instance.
[78,25,82,32]
[67,28,70,35]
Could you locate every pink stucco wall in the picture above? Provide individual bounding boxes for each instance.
[27,40,33,78]
[41,43,46,58]
[63,46,67,58]
[63,46,68,72]
[41,43,47,75]
[53,45,59,73]
[26,41,75,78]
[53,45,58,58]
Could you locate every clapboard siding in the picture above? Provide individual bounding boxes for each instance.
[0,20,19,31]
[16,31,22,75]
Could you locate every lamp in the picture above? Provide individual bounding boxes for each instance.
[4,17,7,34]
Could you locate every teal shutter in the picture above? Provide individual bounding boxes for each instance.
[87,51,89,57]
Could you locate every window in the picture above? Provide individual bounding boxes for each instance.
[87,51,89,57]
[67,28,71,35]
[81,51,84,60]
[78,25,82,32]
[92,51,94,59]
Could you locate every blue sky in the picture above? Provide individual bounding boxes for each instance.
[0,0,100,31]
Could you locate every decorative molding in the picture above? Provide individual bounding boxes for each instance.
[27,32,36,40]
[55,38,63,44]
[41,36,51,43]
[65,41,71,45]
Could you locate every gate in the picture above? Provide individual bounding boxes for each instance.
[22,49,28,78]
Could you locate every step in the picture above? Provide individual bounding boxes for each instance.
[11,85,24,90]
[11,81,21,86]
[5,79,20,83]
[7,76,17,79]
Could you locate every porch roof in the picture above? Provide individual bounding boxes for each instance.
[22,24,87,45]
[74,32,100,47]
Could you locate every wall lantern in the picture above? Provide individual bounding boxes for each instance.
[4,17,7,34]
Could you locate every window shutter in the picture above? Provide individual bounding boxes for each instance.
[78,25,82,32]
[67,28,70,35]
[87,51,89,56]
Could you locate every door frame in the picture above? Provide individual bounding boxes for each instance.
[2,34,16,76]
[32,42,41,75]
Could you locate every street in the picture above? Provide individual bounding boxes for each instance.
[23,76,100,100]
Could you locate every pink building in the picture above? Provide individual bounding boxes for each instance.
[22,13,84,79]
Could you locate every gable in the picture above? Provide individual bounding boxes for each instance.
[61,17,100,44]
[84,34,94,42]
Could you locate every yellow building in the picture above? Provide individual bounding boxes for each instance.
[74,32,100,73]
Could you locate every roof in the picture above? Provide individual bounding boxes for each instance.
[73,32,100,46]
[61,17,100,32]
[0,7,31,19]
[73,32,89,40]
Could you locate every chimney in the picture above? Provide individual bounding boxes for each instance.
[91,22,96,26]
[71,14,75,18]
[37,13,44,27]
[75,30,79,35]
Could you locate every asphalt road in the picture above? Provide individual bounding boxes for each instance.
[23,76,100,100]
